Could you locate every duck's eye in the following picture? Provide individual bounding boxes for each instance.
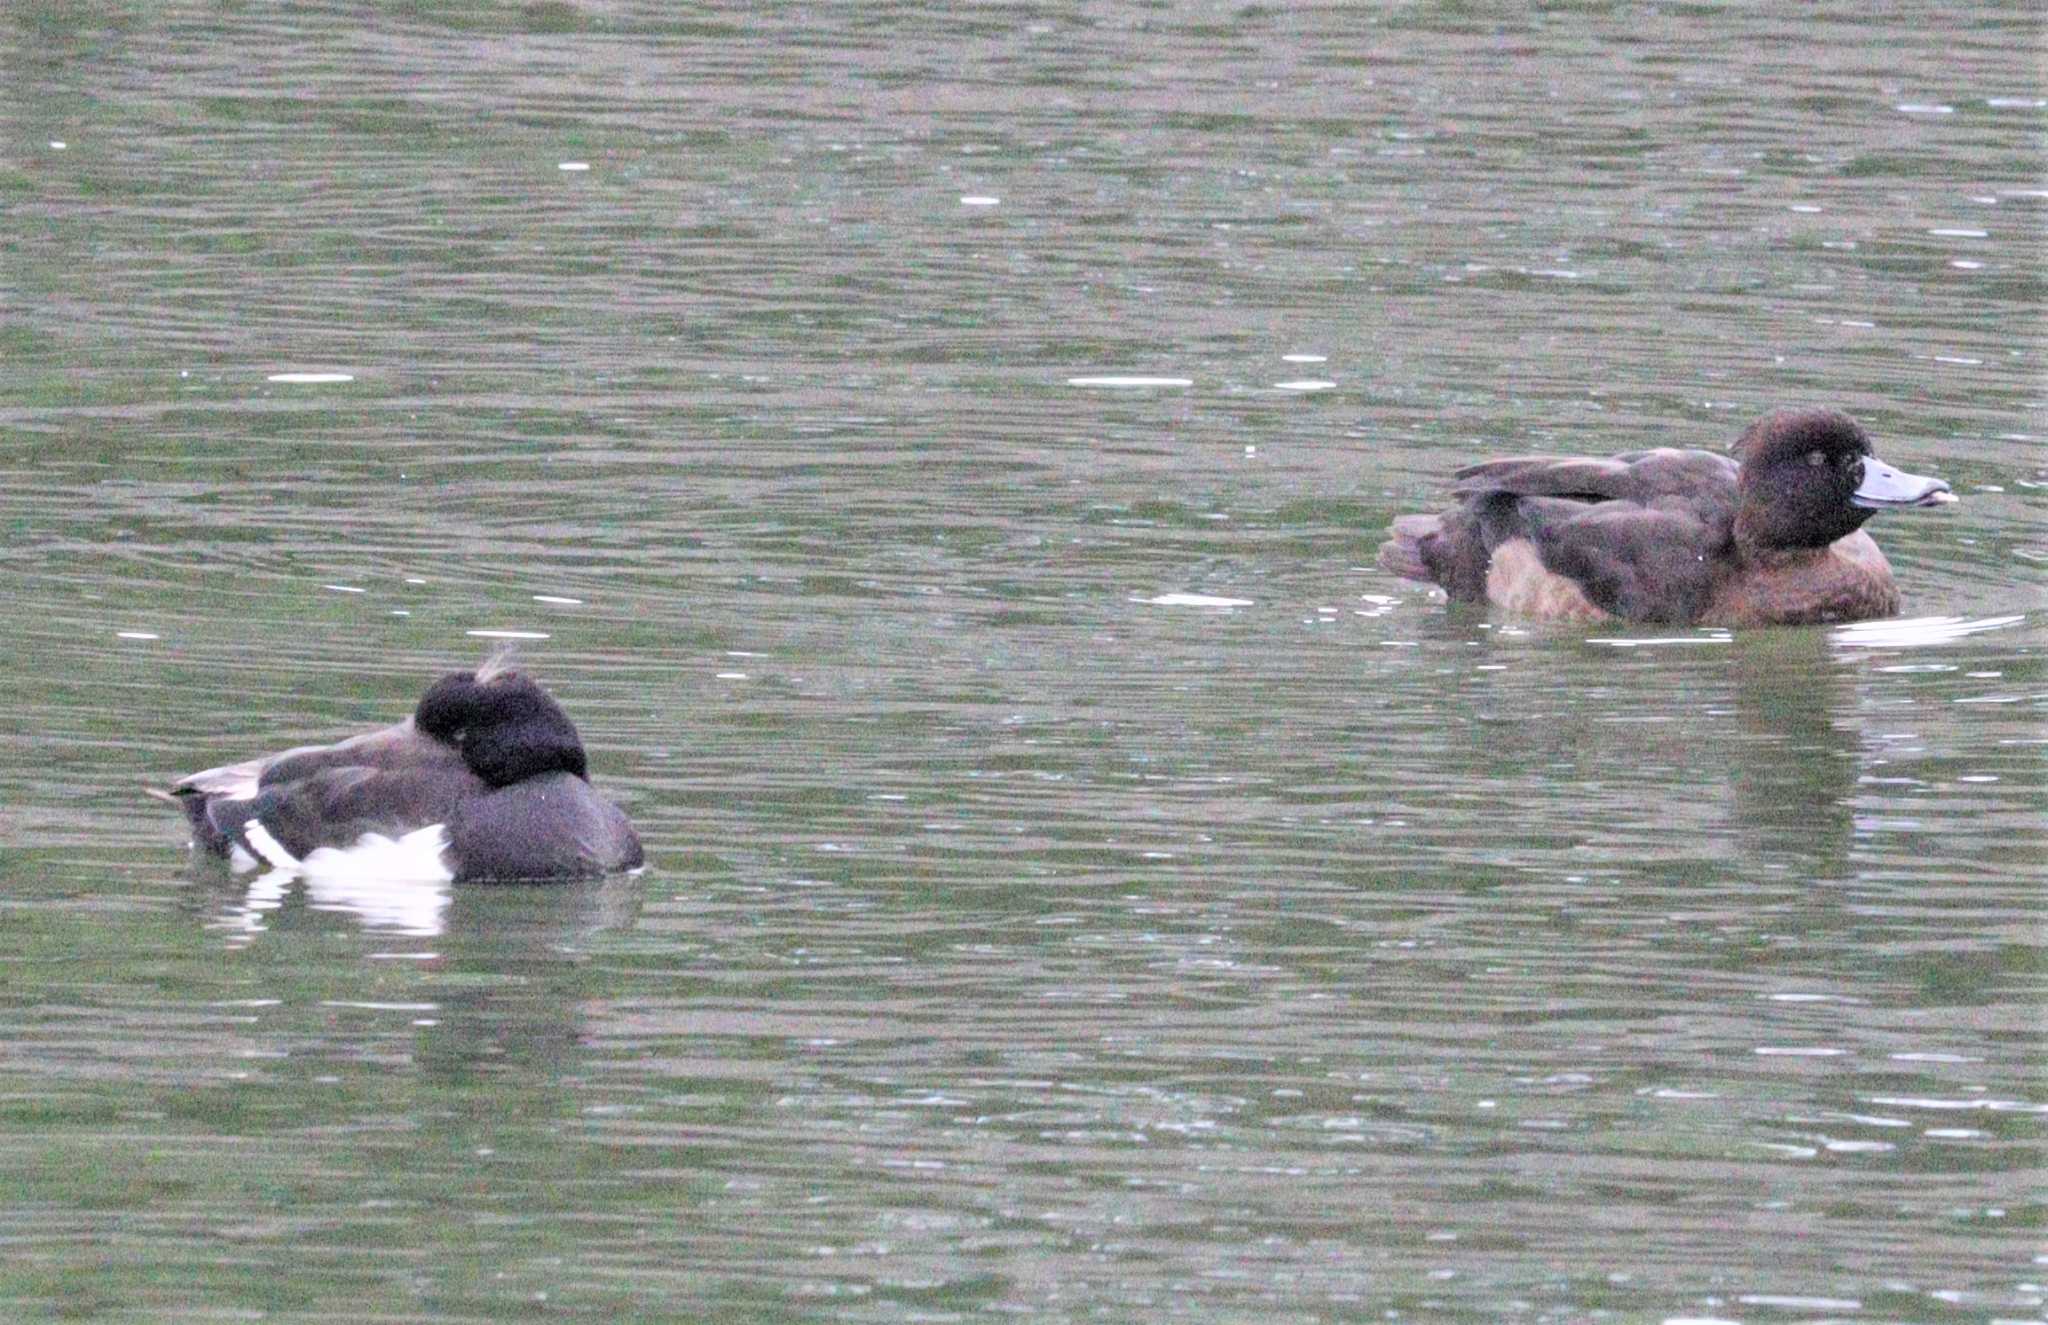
[1806,450,1825,468]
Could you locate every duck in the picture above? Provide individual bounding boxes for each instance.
[1376,408,1955,626]
[161,655,642,882]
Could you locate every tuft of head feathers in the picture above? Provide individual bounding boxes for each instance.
[474,644,519,684]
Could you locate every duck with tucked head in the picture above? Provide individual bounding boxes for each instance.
[162,655,642,882]
[1376,408,1955,626]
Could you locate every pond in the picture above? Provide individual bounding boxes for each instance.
[2,3,2042,1320]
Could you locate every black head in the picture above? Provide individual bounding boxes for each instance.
[1732,408,1951,552]
[413,661,588,787]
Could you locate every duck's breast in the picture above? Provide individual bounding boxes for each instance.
[1702,531,1900,626]
[446,773,642,882]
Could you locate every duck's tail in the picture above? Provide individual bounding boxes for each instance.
[1376,513,1441,582]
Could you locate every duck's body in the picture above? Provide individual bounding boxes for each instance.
[165,658,642,883]
[1377,409,1953,627]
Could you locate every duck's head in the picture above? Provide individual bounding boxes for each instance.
[1732,408,1954,551]
[414,657,589,786]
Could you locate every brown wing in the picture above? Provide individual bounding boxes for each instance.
[1456,449,1742,624]
[1521,499,1724,624]
[1453,454,1642,501]
[1453,448,1737,507]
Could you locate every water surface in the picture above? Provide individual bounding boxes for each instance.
[2,3,2043,1321]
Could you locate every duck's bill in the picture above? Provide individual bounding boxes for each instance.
[1853,458,1956,508]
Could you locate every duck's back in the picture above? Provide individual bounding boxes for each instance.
[255,718,463,789]
[1383,447,1741,623]
[1451,447,1738,516]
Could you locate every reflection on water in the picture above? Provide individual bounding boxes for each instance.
[189,858,644,943]
[1832,612,2029,649]
[212,864,454,939]
[2,0,2044,1320]
[1727,632,1861,868]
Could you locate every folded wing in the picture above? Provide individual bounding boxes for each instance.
[1384,447,1740,623]
[1520,499,1723,623]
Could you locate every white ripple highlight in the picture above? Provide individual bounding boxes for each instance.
[1833,615,2025,648]
[1586,634,1733,648]
[1140,593,1254,608]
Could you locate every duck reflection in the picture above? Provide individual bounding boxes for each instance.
[182,865,644,1082]
[1726,630,1857,868]
[186,859,641,948]
[207,866,454,939]
[173,869,657,1199]
[413,878,645,1081]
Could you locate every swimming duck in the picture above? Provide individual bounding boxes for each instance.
[162,656,642,882]
[1376,408,1954,626]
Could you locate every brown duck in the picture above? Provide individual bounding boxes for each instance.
[1377,408,1955,627]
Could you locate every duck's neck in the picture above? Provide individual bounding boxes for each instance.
[1733,523,1820,569]
[1733,493,1871,565]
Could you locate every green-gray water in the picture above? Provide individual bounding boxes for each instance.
[3,3,2043,1321]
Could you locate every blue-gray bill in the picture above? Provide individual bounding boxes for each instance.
[1852,457,1956,509]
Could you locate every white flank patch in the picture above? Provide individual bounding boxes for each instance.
[300,824,454,885]
[228,843,260,874]
[467,629,551,641]
[241,821,302,870]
